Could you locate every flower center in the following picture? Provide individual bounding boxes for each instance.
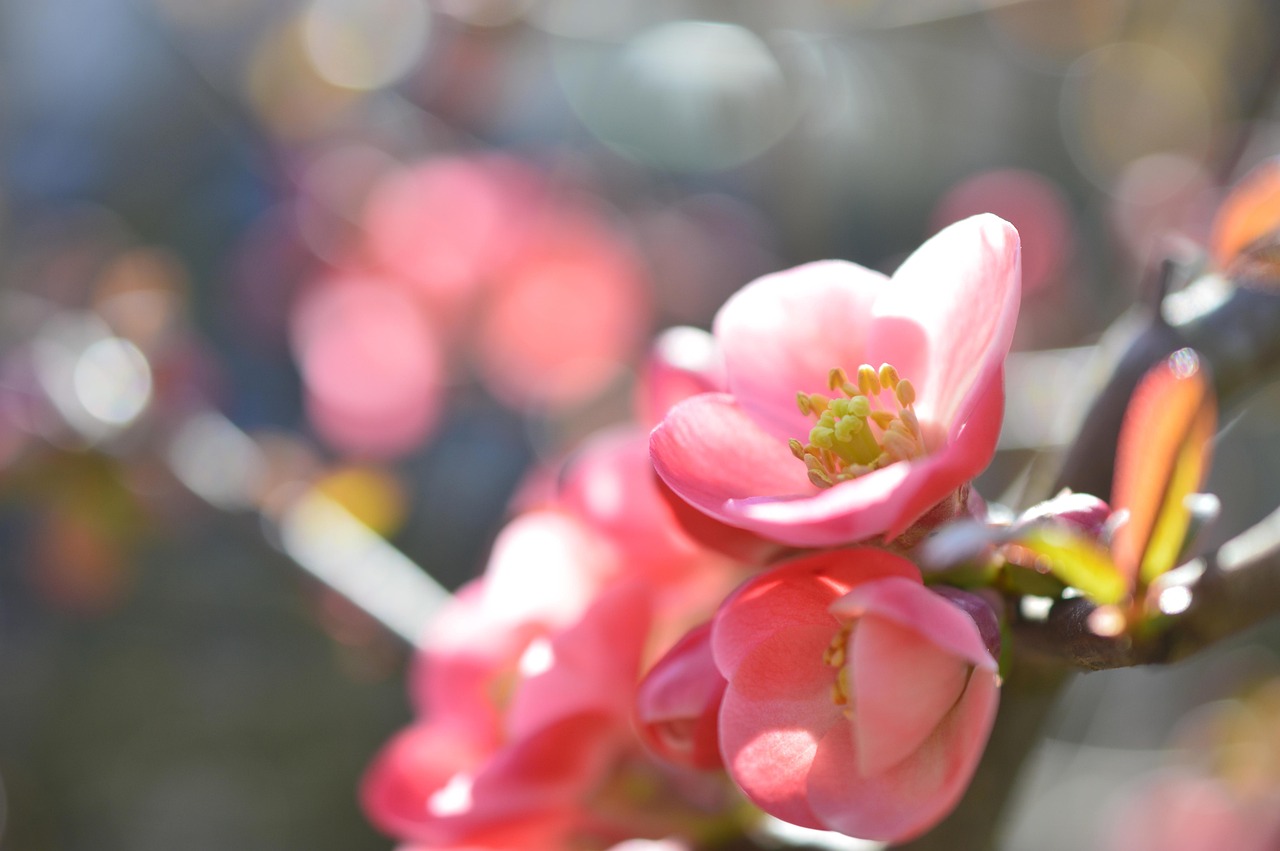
[791,362,926,489]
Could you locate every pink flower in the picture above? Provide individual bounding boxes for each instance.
[651,214,1020,547]
[712,548,1000,842]
[364,578,654,847]
[291,273,444,459]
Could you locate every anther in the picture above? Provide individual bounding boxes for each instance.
[857,364,880,396]
[796,392,811,415]
[895,379,916,407]
[789,438,805,459]
[828,367,848,391]
[878,363,900,390]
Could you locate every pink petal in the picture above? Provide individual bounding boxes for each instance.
[806,666,1000,842]
[711,549,920,678]
[654,475,784,565]
[714,260,887,441]
[506,581,653,740]
[480,511,618,631]
[360,722,491,842]
[830,576,998,671]
[869,214,1021,429]
[558,426,705,583]
[718,626,842,830]
[634,621,727,770]
[847,613,970,777]
[650,393,811,523]
[636,325,727,429]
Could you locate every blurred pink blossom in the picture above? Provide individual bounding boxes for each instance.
[1108,769,1280,851]
[291,274,443,458]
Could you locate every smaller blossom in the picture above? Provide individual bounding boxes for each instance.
[713,548,1000,842]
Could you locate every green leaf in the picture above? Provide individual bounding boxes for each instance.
[1010,525,1127,606]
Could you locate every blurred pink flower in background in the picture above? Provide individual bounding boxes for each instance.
[289,150,656,457]
[291,273,444,458]
[651,214,1021,547]
[711,548,1000,842]
[364,363,757,848]
[932,168,1073,296]
[473,201,650,410]
[1107,769,1280,851]
[360,155,542,336]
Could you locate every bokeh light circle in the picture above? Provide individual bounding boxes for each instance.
[557,20,798,172]
[1060,42,1213,189]
[303,0,431,91]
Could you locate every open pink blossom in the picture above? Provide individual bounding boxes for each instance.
[713,548,1000,842]
[651,214,1020,547]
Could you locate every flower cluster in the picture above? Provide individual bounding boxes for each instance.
[363,213,1023,848]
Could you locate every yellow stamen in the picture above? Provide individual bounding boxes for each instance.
[895,379,916,407]
[858,364,880,396]
[793,361,926,489]
[823,624,854,708]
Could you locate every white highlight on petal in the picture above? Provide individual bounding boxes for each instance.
[517,637,556,678]
[427,771,474,817]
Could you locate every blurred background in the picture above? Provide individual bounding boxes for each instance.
[3,0,1280,848]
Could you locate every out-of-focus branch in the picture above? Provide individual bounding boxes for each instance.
[1015,503,1280,670]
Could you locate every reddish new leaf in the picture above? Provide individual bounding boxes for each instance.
[1110,349,1217,588]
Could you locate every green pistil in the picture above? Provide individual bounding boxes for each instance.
[793,361,926,489]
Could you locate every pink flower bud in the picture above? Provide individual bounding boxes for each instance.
[634,622,726,770]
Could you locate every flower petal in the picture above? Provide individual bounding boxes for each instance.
[718,626,841,830]
[650,393,811,524]
[634,622,727,770]
[869,214,1021,429]
[806,666,1000,842]
[830,576,997,671]
[714,261,887,441]
[848,614,970,777]
[711,549,921,678]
